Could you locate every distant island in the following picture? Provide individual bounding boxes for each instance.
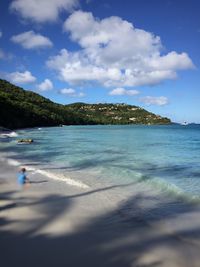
[0,79,171,129]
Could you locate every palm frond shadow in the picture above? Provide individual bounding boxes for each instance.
[1,184,200,267]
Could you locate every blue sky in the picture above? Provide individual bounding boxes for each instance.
[0,0,199,123]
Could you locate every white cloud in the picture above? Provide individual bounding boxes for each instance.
[142,51,194,71]
[140,96,169,106]
[60,88,75,95]
[47,11,194,87]
[10,0,79,23]
[11,31,53,49]
[38,79,53,91]
[59,88,85,97]
[46,49,123,85]
[0,31,2,38]
[109,88,140,96]
[8,70,36,84]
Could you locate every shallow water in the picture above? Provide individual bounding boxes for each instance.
[1,124,200,198]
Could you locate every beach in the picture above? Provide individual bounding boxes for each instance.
[1,0,199,264]
[1,155,200,267]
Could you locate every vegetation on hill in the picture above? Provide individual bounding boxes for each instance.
[0,79,171,129]
[65,102,171,125]
[0,79,87,129]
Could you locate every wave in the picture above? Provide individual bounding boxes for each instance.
[34,169,90,189]
[2,155,89,189]
[5,158,21,166]
[0,131,18,138]
[137,173,200,203]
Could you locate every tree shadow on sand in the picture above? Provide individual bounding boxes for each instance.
[1,184,200,267]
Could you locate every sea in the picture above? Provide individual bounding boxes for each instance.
[1,124,200,201]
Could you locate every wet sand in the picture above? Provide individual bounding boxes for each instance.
[1,159,200,267]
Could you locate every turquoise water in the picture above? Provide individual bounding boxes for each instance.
[1,124,200,197]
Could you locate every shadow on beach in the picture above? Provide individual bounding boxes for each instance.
[1,183,200,267]
[29,180,48,184]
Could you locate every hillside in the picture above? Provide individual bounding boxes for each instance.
[65,103,171,125]
[0,79,171,129]
[0,79,87,129]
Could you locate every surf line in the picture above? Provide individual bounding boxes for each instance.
[35,169,90,189]
[1,157,89,189]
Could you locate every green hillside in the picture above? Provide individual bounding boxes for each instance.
[0,79,87,129]
[0,79,171,129]
[65,103,171,125]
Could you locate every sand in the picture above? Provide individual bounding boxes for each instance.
[1,158,200,267]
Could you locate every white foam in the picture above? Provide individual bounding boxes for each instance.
[7,158,21,166]
[9,132,18,137]
[0,131,18,137]
[0,153,89,189]
[35,169,89,189]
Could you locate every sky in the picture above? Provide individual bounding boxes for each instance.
[0,0,200,123]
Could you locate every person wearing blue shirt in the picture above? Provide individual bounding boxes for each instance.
[18,168,29,187]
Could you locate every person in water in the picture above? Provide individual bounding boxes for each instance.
[18,168,30,188]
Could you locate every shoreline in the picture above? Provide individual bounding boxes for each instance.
[1,124,200,201]
[1,146,200,204]
[1,156,200,266]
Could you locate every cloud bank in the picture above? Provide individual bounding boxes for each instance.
[8,70,36,84]
[59,88,85,97]
[109,88,140,96]
[140,96,169,106]
[38,79,53,91]
[11,31,53,49]
[46,11,194,88]
[10,0,79,23]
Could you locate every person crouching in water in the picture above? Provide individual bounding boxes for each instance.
[18,168,30,189]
